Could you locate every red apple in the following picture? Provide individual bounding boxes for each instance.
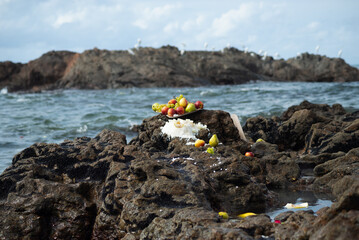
[161,106,169,115]
[167,108,176,117]
[179,98,188,108]
[175,106,185,115]
[195,100,204,109]
[245,152,254,157]
[168,99,177,105]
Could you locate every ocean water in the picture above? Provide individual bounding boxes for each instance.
[1,81,359,174]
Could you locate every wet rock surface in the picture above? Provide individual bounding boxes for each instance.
[0,101,358,239]
[1,47,358,93]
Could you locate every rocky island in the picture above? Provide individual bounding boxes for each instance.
[0,46,358,92]
[0,101,358,239]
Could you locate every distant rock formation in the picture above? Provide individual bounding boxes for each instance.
[1,46,358,92]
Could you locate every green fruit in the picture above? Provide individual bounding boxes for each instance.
[176,94,184,102]
[152,103,160,112]
[185,103,196,113]
[209,134,219,147]
[207,147,214,154]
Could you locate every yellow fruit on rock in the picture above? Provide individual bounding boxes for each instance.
[209,134,219,147]
[195,139,205,148]
[238,212,256,218]
[207,147,214,154]
[218,212,229,219]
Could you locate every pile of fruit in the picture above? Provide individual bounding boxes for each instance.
[152,94,204,117]
[195,134,219,154]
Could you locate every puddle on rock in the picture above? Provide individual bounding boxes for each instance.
[265,189,335,219]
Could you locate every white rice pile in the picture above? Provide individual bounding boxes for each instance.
[161,119,208,139]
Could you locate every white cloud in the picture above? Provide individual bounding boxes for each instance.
[181,15,205,32]
[52,10,87,28]
[0,0,358,64]
[43,1,123,29]
[133,3,181,29]
[259,2,285,21]
[163,21,179,33]
[211,3,256,37]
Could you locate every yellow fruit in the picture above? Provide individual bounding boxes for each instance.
[256,138,264,142]
[152,103,160,112]
[207,147,214,154]
[218,212,228,219]
[209,134,219,147]
[194,139,205,148]
[238,212,256,218]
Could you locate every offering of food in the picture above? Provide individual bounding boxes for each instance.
[161,119,208,139]
[152,94,204,117]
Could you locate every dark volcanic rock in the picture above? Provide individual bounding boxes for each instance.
[0,110,276,239]
[273,183,359,240]
[244,100,359,152]
[2,51,77,92]
[0,129,126,239]
[1,46,358,92]
[1,104,359,239]
[130,110,246,152]
[0,61,23,86]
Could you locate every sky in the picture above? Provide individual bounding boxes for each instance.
[0,0,358,65]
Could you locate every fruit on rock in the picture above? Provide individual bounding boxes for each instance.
[209,134,219,147]
[152,103,160,112]
[256,138,264,142]
[161,106,169,115]
[185,103,196,113]
[207,147,214,154]
[218,212,228,219]
[245,152,254,157]
[195,100,204,109]
[175,106,185,115]
[238,212,256,218]
[167,108,176,117]
[179,98,188,108]
[168,99,177,105]
[152,94,204,116]
[195,139,205,148]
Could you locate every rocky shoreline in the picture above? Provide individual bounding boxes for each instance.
[1,46,358,93]
[0,101,358,239]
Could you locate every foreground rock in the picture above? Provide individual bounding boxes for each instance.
[0,102,358,239]
[1,47,358,92]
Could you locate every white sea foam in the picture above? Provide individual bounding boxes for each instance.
[16,97,30,103]
[76,124,88,133]
[86,103,105,107]
[0,87,8,94]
